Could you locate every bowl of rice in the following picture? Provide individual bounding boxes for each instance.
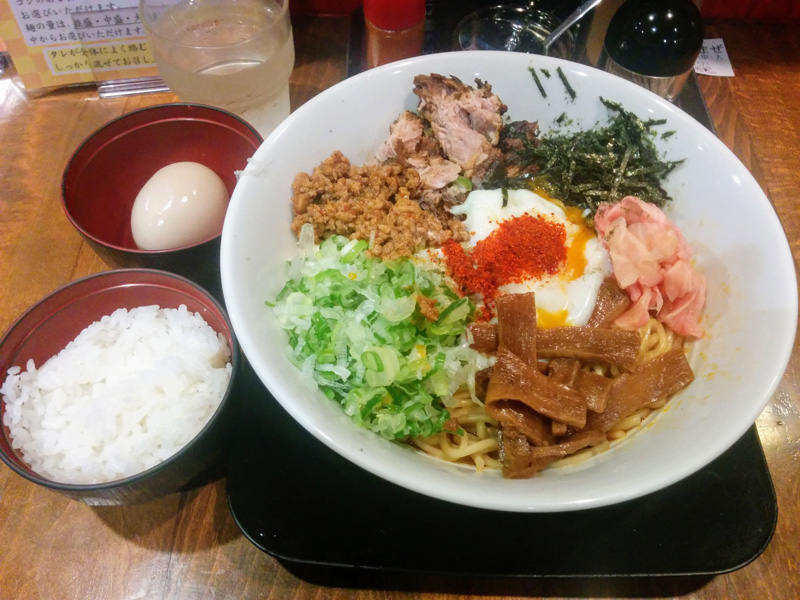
[0,269,241,505]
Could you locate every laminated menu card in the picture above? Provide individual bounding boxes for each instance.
[0,0,159,91]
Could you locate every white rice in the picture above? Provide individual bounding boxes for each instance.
[1,304,232,485]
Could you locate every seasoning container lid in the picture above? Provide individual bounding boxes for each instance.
[604,0,704,77]
[363,0,425,31]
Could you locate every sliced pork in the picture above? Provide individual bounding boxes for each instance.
[374,111,424,163]
[413,74,507,174]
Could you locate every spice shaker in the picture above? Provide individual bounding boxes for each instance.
[602,0,704,101]
[363,0,425,68]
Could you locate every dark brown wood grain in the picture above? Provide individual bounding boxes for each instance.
[0,16,798,600]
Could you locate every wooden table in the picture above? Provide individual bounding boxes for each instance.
[1,16,798,600]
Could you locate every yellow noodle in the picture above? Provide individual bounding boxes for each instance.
[554,440,611,468]
[411,387,501,469]
[607,429,628,441]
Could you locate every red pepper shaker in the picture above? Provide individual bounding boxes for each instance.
[363,0,425,68]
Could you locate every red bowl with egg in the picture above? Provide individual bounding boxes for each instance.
[61,104,263,296]
[0,269,242,505]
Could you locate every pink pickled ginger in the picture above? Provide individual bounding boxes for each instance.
[594,196,706,338]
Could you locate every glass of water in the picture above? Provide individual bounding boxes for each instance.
[139,0,295,138]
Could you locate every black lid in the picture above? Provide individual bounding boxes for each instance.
[604,0,704,77]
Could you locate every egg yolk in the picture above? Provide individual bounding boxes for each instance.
[537,307,570,328]
[564,206,593,280]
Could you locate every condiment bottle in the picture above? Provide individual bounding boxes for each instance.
[363,0,425,68]
[602,0,704,101]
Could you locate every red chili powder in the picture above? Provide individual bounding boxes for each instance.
[442,214,567,318]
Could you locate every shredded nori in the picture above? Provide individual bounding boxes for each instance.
[541,68,551,78]
[528,67,547,99]
[556,66,576,101]
[488,97,683,220]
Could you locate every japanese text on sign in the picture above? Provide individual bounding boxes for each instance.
[45,41,155,74]
[10,0,143,47]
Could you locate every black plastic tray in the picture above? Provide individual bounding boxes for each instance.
[227,363,776,576]
[226,5,777,578]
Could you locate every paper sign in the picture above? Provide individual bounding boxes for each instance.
[0,0,159,91]
[694,38,735,77]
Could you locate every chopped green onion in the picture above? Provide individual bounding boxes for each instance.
[455,175,473,191]
[271,235,480,440]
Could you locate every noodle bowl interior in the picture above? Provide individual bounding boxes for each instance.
[271,73,705,479]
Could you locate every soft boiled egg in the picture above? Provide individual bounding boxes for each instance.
[450,188,611,327]
[131,162,229,250]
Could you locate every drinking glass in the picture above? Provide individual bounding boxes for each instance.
[139,0,295,138]
[452,3,576,59]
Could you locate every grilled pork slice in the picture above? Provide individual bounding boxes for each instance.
[586,348,695,432]
[407,156,462,190]
[374,110,424,162]
[374,111,463,191]
[536,327,641,373]
[413,74,507,174]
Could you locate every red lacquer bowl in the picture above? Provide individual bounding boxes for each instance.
[62,104,262,296]
[0,269,241,505]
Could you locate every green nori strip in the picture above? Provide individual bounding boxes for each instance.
[528,67,547,99]
[556,66,576,101]
[661,130,676,140]
[541,68,551,78]
[556,112,568,125]
[501,188,509,208]
[487,97,683,219]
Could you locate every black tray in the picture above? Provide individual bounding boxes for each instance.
[227,363,776,577]
[226,5,777,579]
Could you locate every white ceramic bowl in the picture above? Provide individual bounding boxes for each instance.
[221,51,797,512]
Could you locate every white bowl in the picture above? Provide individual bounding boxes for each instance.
[221,51,797,512]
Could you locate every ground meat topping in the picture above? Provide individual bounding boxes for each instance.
[291,151,468,260]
